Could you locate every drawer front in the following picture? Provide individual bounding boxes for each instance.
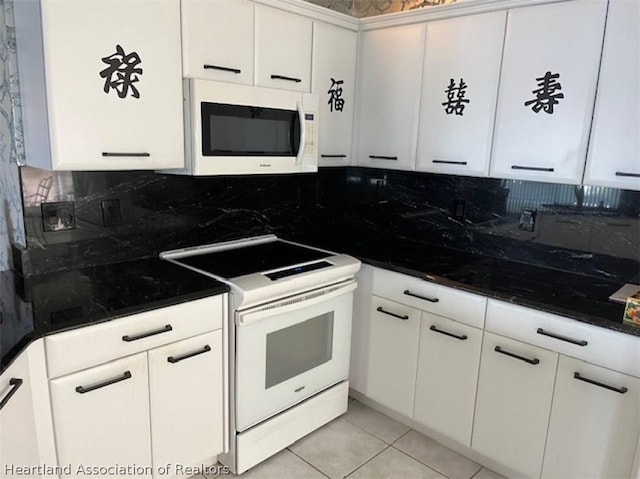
[371,267,486,328]
[46,294,226,378]
[486,299,640,378]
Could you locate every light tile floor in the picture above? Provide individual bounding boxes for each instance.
[192,398,505,479]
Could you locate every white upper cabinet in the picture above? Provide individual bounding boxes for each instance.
[490,0,607,184]
[356,24,426,170]
[255,5,312,92]
[416,11,506,177]
[14,0,184,171]
[584,0,640,190]
[312,22,358,167]
[181,0,254,85]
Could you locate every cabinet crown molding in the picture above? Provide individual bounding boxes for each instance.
[251,0,358,30]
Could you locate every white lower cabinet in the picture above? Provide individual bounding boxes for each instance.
[148,330,224,478]
[542,356,640,479]
[366,296,421,417]
[413,313,482,447]
[50,352,152,478]
[471,332,558,478]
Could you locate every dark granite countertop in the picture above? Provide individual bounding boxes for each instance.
[288,231,640,337]
[0,258,229,374]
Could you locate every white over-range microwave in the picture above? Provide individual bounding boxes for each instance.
[164,79,319,176]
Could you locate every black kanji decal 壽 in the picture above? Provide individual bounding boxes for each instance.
[524,71,564,114]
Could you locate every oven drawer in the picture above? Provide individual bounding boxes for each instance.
[371,267,486,328]
[46,295,225,378]
[486,299,640,378]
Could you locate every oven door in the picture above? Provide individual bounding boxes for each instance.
[234,280,356,432]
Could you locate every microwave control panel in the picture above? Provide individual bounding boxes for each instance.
[304,112,317,156]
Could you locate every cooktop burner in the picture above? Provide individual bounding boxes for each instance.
[175,240,332,279]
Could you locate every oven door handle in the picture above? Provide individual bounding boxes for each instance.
[236,280,357,326]
[295,101,306,166]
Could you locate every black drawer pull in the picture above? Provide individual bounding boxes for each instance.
[369,155,398,161]
[429,325,467,341]
[0,378,23,411]
[204,64,241,74]
[168,345,212,364]
[536,328,587,346]
[615,171,640,178]
[321,154,347,158]
[573,372,627,394]
[404,290,439,303]
[376,306,409,320]
[494,346,539,365]
[102,152,150,157]
[432,160,468,165]
[271,74,302,83]
[606,223,630,227]
[511,165,554,172]
[122,324,173,342]
[76,371,132,394]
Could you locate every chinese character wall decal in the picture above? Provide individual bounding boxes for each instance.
[524,71,564,114]
[327,78,345,112]
[99,44,143,99]
[442,78,469,116]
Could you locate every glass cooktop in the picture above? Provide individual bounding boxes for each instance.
[175,240,333,279]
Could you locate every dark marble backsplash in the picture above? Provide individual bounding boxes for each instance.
[16,166,640,283]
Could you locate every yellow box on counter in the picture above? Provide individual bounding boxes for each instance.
[623,291,640,327]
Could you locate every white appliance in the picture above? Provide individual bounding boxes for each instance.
[163,80,319,176]
[161,235,360,473]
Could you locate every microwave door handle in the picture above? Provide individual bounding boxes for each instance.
[295,101,306,166]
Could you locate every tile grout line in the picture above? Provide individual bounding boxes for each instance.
[389,445,452,479]
[343,444,392,479]
[340,414,409,446]
[286,446,332,478]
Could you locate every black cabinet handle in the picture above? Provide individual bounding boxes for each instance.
[429,325,467,341]
[271,74,301,83]
[0,378,23,411]
[615,172,640,178]
[376,306,409,320]
[321,154,347,158]
[122,324,173,342]
[573,372,627,394]
[369,155,398,161]
[102,152,150,157]
[494,346,540,365]
[606,223,631,227]
[168,345,212,364]
[404,290,439,303]
[76,371,132,394]
[511,165,554,172]
[204,64,241,74]
[536,328,588,346]
[432,160,468,165]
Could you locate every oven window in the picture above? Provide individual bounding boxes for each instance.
[265,312,334,389]
[201,102,300,156]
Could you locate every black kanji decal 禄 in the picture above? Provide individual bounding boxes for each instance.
[99,44,143,99]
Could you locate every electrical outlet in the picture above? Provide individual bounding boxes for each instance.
[453,199,466,221]
[518,208,537,232]
[101,199,122,226]
[41,201,75,232]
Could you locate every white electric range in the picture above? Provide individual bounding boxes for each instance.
[161,235,361,474]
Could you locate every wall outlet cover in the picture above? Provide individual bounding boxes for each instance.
[518,208,537,232]
[41,201,75,232]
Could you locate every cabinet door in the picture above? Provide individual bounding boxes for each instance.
[472,332,557,478]
[416,11,506,177]
[181,0,254,85]
[148,331,225,478]
[41,0,184,170]
[413,314,482,447]
[312,22,357,167]
[490,0,607,184]
[50,353,151,478]
[255,5,312,92]
[356,24,426,170]
[542,356,640,479]
[0,352,41,478]
[366,296,421,417]
[584,0,640,190]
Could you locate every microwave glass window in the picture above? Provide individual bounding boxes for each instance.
[265,312,334,389]
[202,103,301,156]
